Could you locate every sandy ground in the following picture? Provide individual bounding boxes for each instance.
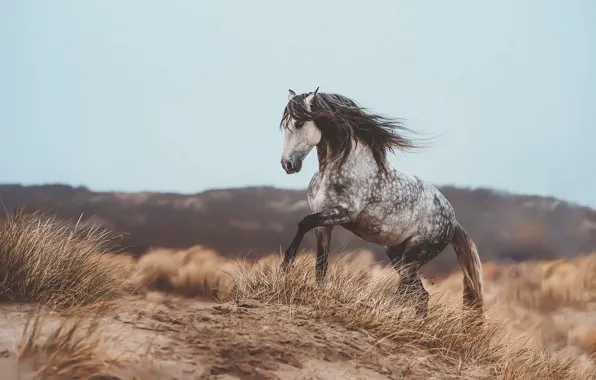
[3,211,596,379]
[0,296,493,380]
[3,241,596,379]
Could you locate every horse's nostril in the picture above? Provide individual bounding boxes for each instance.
[286,161,293,171]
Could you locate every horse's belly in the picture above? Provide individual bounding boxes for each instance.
[341,216,411,246]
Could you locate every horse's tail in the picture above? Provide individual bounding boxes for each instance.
[451,223,485,319]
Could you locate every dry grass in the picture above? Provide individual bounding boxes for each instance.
[0,209,135,308]
[431,253,596,362]
[500,257,595,312]
[127,245,596,377]
[135,245,237,300]
[17,310,118,379]
[134,247,381,301]
[225,253,596,380]
[4,209,596,378]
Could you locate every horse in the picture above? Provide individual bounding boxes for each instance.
[278,87,485,319]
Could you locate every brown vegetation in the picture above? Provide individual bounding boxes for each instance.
[227,254,596,379]
[2,211,596,378]
[429,253,596,360]
[127,245,596,378]
[136,245,237,299]
[0,209,134,308]
[16,312,115,379]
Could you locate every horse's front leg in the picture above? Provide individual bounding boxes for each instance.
[315,226,333,282]
[281,207,350,272]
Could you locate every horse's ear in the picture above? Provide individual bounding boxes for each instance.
[305,87,319,109]
[288,89,296,101]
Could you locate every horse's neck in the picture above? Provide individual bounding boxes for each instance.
[316,140,379,178]
[316,143,329,171]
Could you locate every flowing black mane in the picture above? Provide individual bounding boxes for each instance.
[281,91,421,174]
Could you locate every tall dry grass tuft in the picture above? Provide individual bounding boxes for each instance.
[136,245,237,300]
[227,253,596,380]
[431,252,596,362]
[0,209,134,308]
[17,311,118,379]
[500,257,593,313]
[501,254,596,356]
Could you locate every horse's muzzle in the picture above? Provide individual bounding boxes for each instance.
[281,157,302,174]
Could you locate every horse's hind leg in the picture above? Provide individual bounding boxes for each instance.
[397,261,428,317]
[386,244,427,317]
[386,239,446,318]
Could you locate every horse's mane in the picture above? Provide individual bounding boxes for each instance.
[280,91,422,174]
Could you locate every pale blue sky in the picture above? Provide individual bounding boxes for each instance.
[1,1,595,206]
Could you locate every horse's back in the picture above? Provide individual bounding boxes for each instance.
[356,171,457,245]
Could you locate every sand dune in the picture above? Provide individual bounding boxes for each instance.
[2,211,596,379]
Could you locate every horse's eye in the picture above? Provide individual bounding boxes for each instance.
[295,121,305,129]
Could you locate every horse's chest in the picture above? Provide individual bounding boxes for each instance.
[307,173,331,213]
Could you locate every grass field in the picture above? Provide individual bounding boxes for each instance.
[1,211,596,379]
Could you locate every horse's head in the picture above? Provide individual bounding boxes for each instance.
[280,88,321,174]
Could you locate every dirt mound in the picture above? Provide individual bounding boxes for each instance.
[1,211,596,379]
[0,298,498,380]
[6,252,592,379]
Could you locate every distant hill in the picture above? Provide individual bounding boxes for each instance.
[1,183,596,276]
